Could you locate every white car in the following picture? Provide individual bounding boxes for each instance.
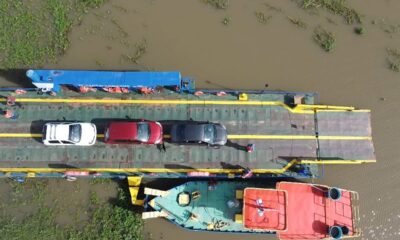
[42,122,97,146]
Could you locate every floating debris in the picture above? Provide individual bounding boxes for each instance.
[375,19,400,35]
[122,39,148,64]
[313,26,335,52]
[386,48,400,72]
[95,59,104,67]
[111,4,128,13]
[264,3,283,12]
[222,17,231,25]
[326,17,338,25]
[301,0,362,24]
[254,11,271,24]
[288,17,307,29]
[202,0,229,10]
[354,26,365,35]
[110,18,129,38]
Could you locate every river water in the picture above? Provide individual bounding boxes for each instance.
[1,0,400,239]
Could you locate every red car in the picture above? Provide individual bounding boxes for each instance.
[104,121,163,144]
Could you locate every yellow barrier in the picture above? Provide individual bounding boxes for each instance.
[0,97,371,114]
[0,159,376,176]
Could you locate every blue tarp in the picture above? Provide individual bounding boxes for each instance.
[27,69,184,92]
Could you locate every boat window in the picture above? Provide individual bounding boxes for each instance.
[48,140,59,144]
[69,124,82,143]
[137,122,150,142]
[61,140,72,144]
[203,124,215,143]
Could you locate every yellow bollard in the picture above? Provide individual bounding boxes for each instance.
[238,93,248,101]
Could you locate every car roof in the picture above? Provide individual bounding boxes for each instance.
[108,122,137,140]
[171,123,205,141]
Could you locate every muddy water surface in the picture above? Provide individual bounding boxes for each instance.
[2,0,400,239]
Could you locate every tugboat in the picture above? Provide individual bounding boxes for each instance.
[142,181,360,239]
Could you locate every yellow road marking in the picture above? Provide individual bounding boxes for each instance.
[228,135,372,140]
[318,136,372,140]
[0,133,371,141]
[0,159,376,175]
[0,97,369,114]
[0,133,42,138]
[300,160,377,164]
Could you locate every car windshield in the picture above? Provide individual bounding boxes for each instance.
[69,124,82,143]
[137,122,150,142]
[203,124,216,143]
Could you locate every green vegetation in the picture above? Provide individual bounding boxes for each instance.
[254,12,272,24]
[301,0,362,24]
[202,0,229,10]
[387,48,400,72]
[0,208,66,240]
[0,0,106,68]
[0,179,143,240]
[68,188,143,240]
[222,17,231,25]
[313,26,335,52]
[121,39,148,64]
[354,26,365,35]
[287,17,307,29]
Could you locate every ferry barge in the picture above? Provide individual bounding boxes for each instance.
[0,70,376,180]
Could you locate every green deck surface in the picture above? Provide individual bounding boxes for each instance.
[151,181,273,233]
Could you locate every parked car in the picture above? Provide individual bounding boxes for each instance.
[170,122,227,146]
[104,120,163,144]
[42,122,97,146]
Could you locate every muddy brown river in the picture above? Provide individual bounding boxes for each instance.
[1,0,400,239]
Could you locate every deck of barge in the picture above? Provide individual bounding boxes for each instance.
[0,90,376,177]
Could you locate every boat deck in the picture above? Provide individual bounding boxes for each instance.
[150,181,272,233]
[0,89,376,177]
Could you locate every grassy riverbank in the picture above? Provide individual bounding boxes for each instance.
[0,0,106,68]
[0,178,143,240]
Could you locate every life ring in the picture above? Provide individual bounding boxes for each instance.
[140,87,154,94]
[121,88,130,93]
[15,89,27,95]
[79,86,90,93]
[4,110,14,118]
[114,87,123,93]
[216,91,227,97]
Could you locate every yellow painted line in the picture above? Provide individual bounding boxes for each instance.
[300,159,377,164]
[0,133,42,138]
[318,136,372,140]
[298,104,355,111]
[317,109,371,113]
[227,135,372,141]
[2,97,368,114]
[0,159,376,175]
[0,133,371,141]
[228,135,316,140]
